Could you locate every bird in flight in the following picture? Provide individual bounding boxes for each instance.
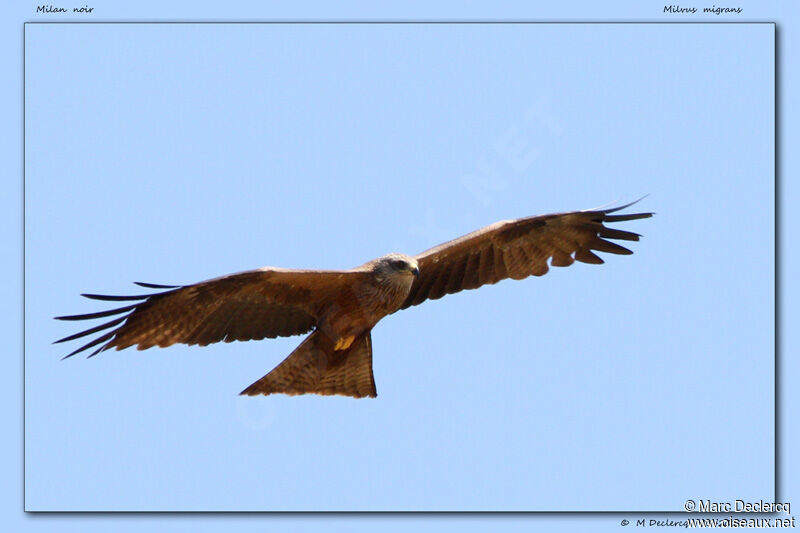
[56,201,652,398]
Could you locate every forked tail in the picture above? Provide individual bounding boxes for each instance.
[240,330,377,398]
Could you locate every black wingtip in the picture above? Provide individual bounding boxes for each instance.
[592,197,654,225]
[594,195,652,215]
[54,303,139,322]
[87,343,111,358]
[61,342,111,360]
[54,316,127,345]
[61,346,85,360]
[134,281,180,289]
[57,282,177,359]
[81,293,151,302]
[58,330,117,359]
[602,212,654,223]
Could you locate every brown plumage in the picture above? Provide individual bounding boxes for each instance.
[55,200,653,398]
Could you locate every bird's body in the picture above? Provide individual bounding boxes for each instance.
[56,202,652,398]
[325,253,419,337]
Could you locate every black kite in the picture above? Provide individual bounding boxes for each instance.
[55,201,652,398]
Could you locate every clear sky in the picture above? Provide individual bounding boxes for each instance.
[7,1,793,531]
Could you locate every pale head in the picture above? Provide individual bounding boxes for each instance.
[369,253,420,280]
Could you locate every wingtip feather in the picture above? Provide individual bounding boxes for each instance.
[54,303,139,321]
[600,194,650,213]
[134,281,181,289]
[81,293,151,302]
[602,212,654,223]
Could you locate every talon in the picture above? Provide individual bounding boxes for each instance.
[333,335,356,351]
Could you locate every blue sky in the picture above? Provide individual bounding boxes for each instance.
[6,1,795,531]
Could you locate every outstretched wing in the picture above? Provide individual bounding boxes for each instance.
[55,268,365,358]
[400,200,653,310]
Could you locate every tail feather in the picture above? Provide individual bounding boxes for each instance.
[240,330,377,398]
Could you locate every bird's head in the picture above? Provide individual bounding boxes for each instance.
[371,253,420,279]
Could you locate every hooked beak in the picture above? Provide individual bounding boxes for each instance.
[411,265,420,277]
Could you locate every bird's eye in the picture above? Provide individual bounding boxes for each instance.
[392,260,406,269]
